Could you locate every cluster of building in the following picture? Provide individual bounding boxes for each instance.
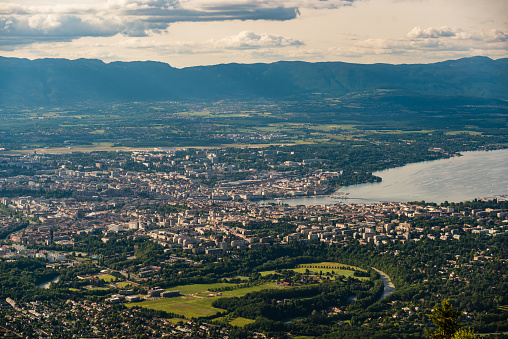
[0,149,340,204]
[0,150,507,262]
[0,243,67,262]
[0,298,234,338]
[2,195,506,264]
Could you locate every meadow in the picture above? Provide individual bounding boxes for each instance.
[128,262,366,319]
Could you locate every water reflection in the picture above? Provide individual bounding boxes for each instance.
[260,149,508,205]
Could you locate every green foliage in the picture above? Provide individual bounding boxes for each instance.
[427,299,462,339]
[0,189,73,199]
[451,328,480,339]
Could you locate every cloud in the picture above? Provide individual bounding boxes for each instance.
[407,26,457,39]
[211,31,304,49]
[407,26,508,42]
[333,26,508,60]
[0,0,307,46]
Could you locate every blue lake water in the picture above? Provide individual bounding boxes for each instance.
[261,148,508,205]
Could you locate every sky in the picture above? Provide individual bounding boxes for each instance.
[1,0,507,68]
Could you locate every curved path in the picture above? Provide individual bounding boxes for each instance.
[371,268,395,301]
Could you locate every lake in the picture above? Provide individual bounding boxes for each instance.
[260,148,508,205]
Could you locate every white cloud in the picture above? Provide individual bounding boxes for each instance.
[407,26,457,39]
[211,31,304,49]
[334,26,508,58]
[407,26,508,42]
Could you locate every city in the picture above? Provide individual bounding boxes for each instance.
[0,147,506,338]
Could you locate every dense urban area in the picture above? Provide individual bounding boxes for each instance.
[0,145,506,339]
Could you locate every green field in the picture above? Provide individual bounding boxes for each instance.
[260,268,361,279]
[261,262,366,278]
[128,263,366,319]
[17,142,153,154]
[97,274,120,282]
[233,276,250,281]
[115,282,133,288]
[214,315,256,327]
[130,297,225,318]
[163,283,230,295]
[229,317,256,327]
[167,318,187,324]
[127,282,281,318]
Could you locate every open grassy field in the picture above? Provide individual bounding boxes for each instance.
[130,296,225,318]
[260,262,369,281]
[445,130,483,136]
[115,282,133,288]
[127,282,281,318]
[218,283,281,297]
[308,124,356,131]
[16,142,153,154]
[14,141,319,154]
[213,316,255,327]
[97,274,120,282]
[88,287,110,291]
[229,317,256,327]
[164,283,231,295]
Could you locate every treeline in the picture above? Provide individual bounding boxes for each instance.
[410,198,508,210]
[0,188,73,199]
[0,257,64,300]
[0,220,29,240]
[213,279,373,321]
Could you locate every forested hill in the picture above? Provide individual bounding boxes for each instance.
[0,56,507,106]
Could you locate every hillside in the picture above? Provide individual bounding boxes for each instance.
[0,56,506,106]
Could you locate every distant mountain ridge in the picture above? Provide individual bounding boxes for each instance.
[0,56,506,106]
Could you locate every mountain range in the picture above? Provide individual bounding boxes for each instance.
[0,56,506,106]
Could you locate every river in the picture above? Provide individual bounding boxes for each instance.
[260,149,508,205]
[38,276,60,289]
[371,268,395,301]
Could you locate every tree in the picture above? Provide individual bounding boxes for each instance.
[426,299,462,339]
[451,328,479,339]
